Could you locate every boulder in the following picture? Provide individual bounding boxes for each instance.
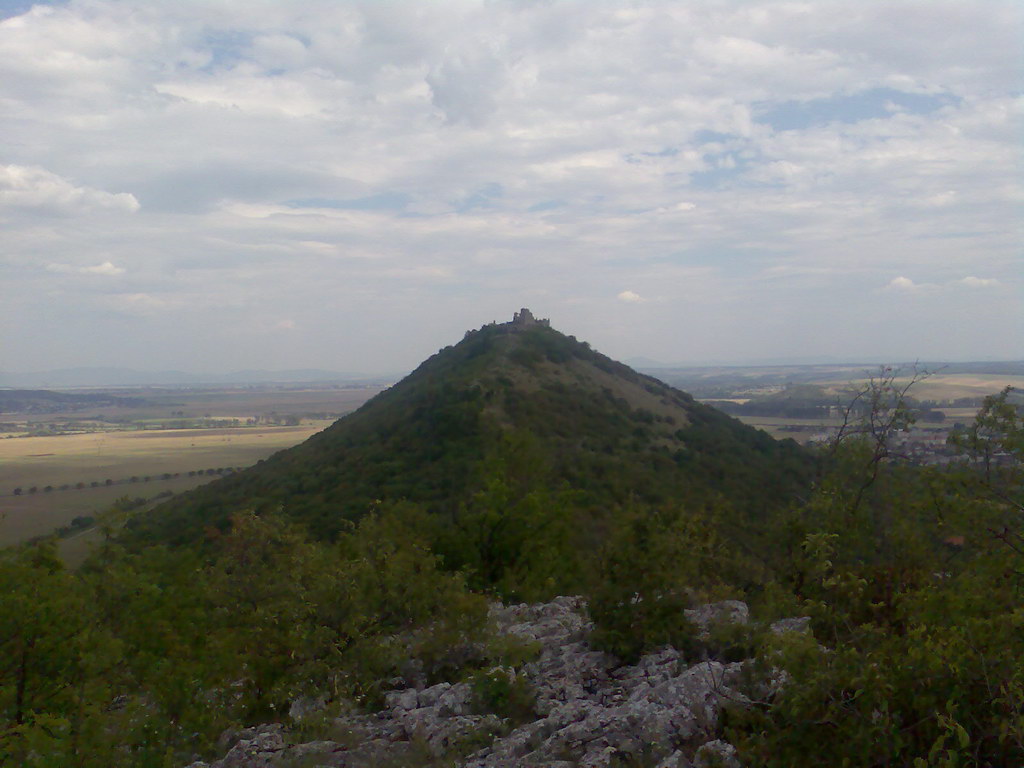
[684,600,750,639]
[694,739,742,768]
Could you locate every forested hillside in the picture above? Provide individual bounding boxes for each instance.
[125,321,812,547]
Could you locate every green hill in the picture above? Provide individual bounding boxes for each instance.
[125,313,814,546]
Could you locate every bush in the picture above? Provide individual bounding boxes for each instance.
[468,667,536,725]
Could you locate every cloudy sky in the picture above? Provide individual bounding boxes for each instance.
[2,0,1020,375]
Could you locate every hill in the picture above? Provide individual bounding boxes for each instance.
[126,310,813,546]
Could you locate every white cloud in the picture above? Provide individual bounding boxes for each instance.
[106,292,174,315]
[0,165,139,215]
[885,275,1003,294]
[81,261,125,276]
[0,1,1020,370]
[884,277,935,293]
[46,260,125,276]
[958,276,999,288]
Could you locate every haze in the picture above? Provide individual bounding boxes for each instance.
[2,0,1021,377]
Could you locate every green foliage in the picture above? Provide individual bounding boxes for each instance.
[724,382,1024,767]
[0,510,489,766]
[468,667,537,725]
[18,333,1024,767]
[124,323,813,553]
[728,572,1024,766]
[588,503,742,662]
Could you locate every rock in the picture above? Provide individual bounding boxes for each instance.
[188,598,800,768]
[437,682,474,716]
[288,695,327,722]
[694,739,741,768]
[384,688,420,712]
[656,750,694,768]
[769,616,811,636]
[216,727,285,768]
[417,681,451,708]
[684,600,750,639]
[285,739,338,758]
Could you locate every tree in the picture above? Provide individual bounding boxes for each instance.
[727,384,1024,766]
[948,386,1023,562]
[825,365,929,514]
[0,543,112,767]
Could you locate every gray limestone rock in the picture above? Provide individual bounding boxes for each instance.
[769,616,811,636]
[694,739,742,768]
[189,597,802,768]
[656,751,694,768]
[684,600,750,639]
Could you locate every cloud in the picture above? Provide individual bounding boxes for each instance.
[883,277,941,294]
[105,292,179,316]
[46,260,125,276]
[885,276,917,291]
[0,165,139,215]
[81,261,125,276]
[0,1,1020,371]
[958,276,999,288]
[885,275,1003,294]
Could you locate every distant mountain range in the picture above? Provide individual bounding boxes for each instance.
[0,367,390,388]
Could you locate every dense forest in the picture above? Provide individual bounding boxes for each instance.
[124,323,812,547]
[1,324,1021,767]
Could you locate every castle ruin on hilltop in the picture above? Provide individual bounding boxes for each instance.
[509,307,550,328]
[466,308,551,339]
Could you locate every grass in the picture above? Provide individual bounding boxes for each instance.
[1,475,211,547]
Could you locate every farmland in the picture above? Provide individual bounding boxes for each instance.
[0,385,384,548]
[649,365,1023,444]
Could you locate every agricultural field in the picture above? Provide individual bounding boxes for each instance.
[831,373,1024,404]
[670,366,1023,445]
[0,385,383,548]
[729,414,846,442]
[0,424,327,546]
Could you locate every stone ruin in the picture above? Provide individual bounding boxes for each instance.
[510,308,550,328]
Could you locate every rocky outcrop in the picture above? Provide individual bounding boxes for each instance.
[187,597,801,768]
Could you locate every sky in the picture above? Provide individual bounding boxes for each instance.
[1,0,1021,375]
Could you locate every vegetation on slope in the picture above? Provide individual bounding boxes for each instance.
[2,320,1021,766]
[125,322,812,546]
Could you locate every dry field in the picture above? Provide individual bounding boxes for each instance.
[0,422,332,547]
[8,386,385,424]
[814,374,1023,403]
[732,415,844,442]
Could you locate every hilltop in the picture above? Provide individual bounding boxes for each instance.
[126,310,813,546]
